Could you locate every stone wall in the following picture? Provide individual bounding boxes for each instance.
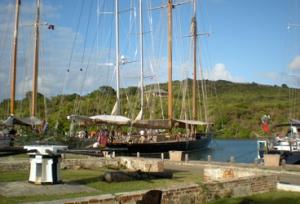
[0,158,105,171]
[204,174,278,202]
[0,159,29,171]
[0,157,163,172]
[61,158,105,170]
[204,167,258,181]
[41,174,277,204]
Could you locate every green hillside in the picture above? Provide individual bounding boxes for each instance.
[1,80,299,139]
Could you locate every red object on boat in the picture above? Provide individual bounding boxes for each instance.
[261,122,270,133]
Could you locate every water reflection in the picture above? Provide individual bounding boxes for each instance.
[189,139,257,163]
[122,139,258,164]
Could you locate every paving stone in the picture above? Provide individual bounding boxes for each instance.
[0,181,99,197]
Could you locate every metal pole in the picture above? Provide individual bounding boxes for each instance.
[31,0,40,117]
[139,0,144,119]
[192,0,197,121]
[167,0,173,123]
[10,0,21,115]
[115,0,120,114]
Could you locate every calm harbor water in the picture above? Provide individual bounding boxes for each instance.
[189,139,258,164]
[139,139,258,164]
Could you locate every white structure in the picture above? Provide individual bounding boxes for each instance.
[24,145,67,184]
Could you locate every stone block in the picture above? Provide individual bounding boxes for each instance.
[119,157,164,172]
[264,154,280,167]
[169,151,182,161]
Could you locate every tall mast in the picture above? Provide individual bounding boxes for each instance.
[115,0,120,115]
[110,0,121,115]
[139,0,144,119]
[192,0,197,120]
[167,0,173,122]
[31,0,40,117]
[10,0,21,116]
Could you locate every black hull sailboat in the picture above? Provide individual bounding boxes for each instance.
[67,0,213,154]
[106,134,212,153]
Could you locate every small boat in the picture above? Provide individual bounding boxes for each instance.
[257,118,300,164]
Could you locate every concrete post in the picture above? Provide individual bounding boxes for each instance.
[185,153,189,162]
[281,159,286,169]
[230,156,235,163]
[207,155,211,162]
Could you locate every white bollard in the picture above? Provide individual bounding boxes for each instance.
[161,153,164,161]
[207,155,211,162]
[185,153,189,162]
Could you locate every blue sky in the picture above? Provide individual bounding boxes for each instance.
[0,0,299,101]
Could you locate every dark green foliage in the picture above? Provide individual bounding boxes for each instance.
[1,81,300,140]
[99,86,116,96]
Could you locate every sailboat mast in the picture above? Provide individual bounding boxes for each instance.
[10,0,21,116]
[139,0,144,119]
[192,0,197,120]
[115,0,120,114]
[167,0,173,122]
[31,0,40,117]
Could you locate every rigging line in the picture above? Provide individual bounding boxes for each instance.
[95,6,115,110]
[79,0,94,70]
[21,14,35,118]
[96,0,100,57]
[0,2,14,65]
[288,87,292,119]
[176,6,192,119]
[121,3,139,117]
[199,1,211,120]
[146,0,161,118]
[66,0,84,72]
[73,0,94,115]
[39,26,47,120]
[147,0,165,119]
[0,3,14,114]
[77,33,97,115]
[98,17,114,113]
[198,35,208,122]
[94,0,106,114]
[121,2,137,64]
[56,0,81,121]
[293,88,297,119]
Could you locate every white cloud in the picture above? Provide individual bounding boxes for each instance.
[261,72,278,81]
[289,55,300,70]
[204,63,245,82]
[206,63,233,81]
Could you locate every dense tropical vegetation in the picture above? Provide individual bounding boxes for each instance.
[0,80,299,141]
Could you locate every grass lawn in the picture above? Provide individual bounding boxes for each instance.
[0,167,202,204]
[2,165,300,204]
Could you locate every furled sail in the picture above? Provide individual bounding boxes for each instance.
[111,100,120,115]
[2,115,43,127]
[134,109,143,121]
